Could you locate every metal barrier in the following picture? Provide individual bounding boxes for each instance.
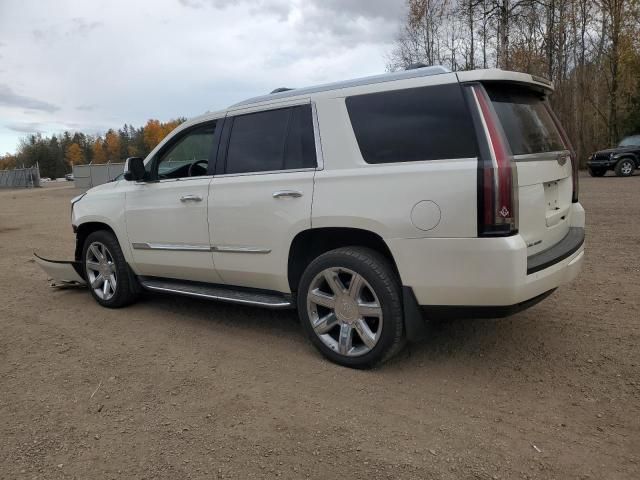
[0,165,41,188]
[72,162,125,190]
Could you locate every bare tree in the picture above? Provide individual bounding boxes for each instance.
[388,0,640,161]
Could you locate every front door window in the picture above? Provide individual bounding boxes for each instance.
[153,123,216,180]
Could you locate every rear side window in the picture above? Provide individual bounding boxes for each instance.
[345,84,478,164]
[484,83,564,155]
[225,105,317,174]
[284,105,317,169]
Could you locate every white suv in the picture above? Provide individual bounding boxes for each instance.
[38,66,585,368]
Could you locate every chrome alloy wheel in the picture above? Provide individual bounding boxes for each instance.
[306,267,383,357]
[85,241,117,301]
[621,160,633,175]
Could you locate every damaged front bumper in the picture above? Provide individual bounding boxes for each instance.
[34,253,86,288]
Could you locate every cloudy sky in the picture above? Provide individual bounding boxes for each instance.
[0,0,405,154]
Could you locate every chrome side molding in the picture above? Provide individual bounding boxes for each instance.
[132,243,271,254]
[131,242,211,252]
[212,246,271,254]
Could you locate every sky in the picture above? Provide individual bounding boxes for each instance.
[0,0,405,155]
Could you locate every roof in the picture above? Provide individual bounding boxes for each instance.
[229,65,451,109]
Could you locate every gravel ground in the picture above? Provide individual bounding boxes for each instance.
[0,172,639,480]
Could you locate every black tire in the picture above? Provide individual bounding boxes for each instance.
[297,247,405,369]
[82,230,140,308]
[614,158,635,177]
[588,167,606,177]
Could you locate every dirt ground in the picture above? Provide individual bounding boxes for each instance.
[0,173,638,480]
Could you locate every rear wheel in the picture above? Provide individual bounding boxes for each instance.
[614,158,634,177]
[297,247,405,369]
[82,230,139,308]
[588,167,606,177]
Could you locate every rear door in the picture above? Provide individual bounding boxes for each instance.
[208,103,317,293]
[483,82,573,255]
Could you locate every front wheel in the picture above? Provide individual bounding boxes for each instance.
[614,158,635,177]
[297,247,405,369]
[82,230,139,308]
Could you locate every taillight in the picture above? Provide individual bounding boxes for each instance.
[470,84,518,236]
[545,104,578,202]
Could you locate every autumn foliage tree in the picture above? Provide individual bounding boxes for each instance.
[65,143,84,166]
[0,153,18,170]
[1,117,184,178]
[104,130,121,163]
[143,119,183,151]
[92,138,107,164]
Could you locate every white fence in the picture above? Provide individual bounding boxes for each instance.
[0,165,41,188]
[73,162,125,190]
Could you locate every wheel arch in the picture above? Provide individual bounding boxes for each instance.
[74,221,119,262]
[287,227,400,294]
[616,154,638,167]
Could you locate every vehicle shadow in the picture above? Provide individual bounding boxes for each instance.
[385,310,559,374]
[57,284,559,371]
[136,290,302,336]
[134,290,555,372]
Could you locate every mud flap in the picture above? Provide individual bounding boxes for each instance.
[34,253,86,288]
[403,286,429,341]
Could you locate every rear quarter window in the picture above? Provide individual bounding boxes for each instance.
[345,84,478,164]
[484,83,564,155]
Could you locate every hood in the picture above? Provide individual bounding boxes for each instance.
[85,180,121,195]
[594,146,639,156]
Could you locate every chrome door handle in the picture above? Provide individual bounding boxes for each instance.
[272,190,303,199]
[180,194,202,202]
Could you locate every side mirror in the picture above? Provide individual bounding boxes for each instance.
[123,157,146,182]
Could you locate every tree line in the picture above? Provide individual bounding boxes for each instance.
[388,0,640,165]
[0,118,184,179]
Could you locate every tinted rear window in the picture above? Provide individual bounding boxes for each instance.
[345,84,478,164]
[484,84,564,155]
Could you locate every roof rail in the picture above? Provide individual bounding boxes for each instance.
[229,65,451,109]
[270,87,294,94]
[405,62,429,70]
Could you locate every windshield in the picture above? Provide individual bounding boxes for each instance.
[618,135,640,147]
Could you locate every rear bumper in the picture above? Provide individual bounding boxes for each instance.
[388,205,585,308]
[421,288,556,320]
[527,227,584,274]
[402,286,559,340]
[391,236,583,307]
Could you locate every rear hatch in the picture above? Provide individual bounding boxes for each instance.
[483,82,573,256]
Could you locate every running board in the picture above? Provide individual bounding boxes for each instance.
[138,277,294,309]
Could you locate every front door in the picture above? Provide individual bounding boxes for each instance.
[125,121,224,283]
[208,103,318,293]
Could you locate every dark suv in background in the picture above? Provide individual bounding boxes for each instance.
[587,135,640,177]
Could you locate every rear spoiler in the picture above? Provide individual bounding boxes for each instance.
[456,69,554,92]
